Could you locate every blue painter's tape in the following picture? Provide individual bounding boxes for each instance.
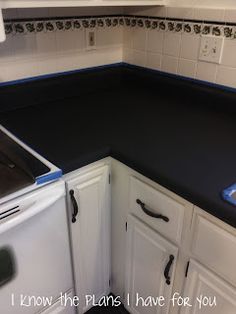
[122,63,236,94]
[2,62,236,94]
[222,183,236,206]
[0,62,124,87]
[36,169,63,185]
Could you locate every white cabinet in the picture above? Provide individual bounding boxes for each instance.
[66,165,111,314]
[125,214,178,314]
[63,158,236,314]
[181,260,236,314]
[191,211,236,287]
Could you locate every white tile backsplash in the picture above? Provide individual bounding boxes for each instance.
[224,9,236,22]
[196,61,217,81]
[0,66,6,82]
[216,66,236,88]
[0,25,123,82]
[123,26,133,49]
[2,9,18,19]
[124,6,167,18]
[124,4,235,21]
[163,33,181,57]
[167,7,194,20]
[36,56,60,76]
[3,59,41,81]
[36,32,57,55]
[0,8,124,82]
[180,34,200,60]
[178,59,197,78]
[0,34,13,58]
[2,5,236,90]
[193,8,225,22]
[123,47,133,64]
[133,28,146,51]
[221,39,236,68]
[146,30,164,54]
[146,52,162,70]
[3,7,124,19]
[131,49,146,67]
[11,34,37,58]
[1,46,123,82]
[17,8,50,19]
[55,29,84,52]
[97,27,123,48]
[161,55,178,74]
[124,11,236,89]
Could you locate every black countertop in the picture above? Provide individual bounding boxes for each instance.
[0,64,236,227]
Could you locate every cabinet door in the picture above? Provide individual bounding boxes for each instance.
[181,260,236,314]
[125,214,178,314]
[66,166,110,314]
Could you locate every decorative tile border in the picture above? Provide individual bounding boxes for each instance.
[4,16,123,35]
[4,15,236,39]
[123,16,236,39]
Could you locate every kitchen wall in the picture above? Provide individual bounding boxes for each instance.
[0,7,123,82]
[124,5,236,89]
[2,4,236,90]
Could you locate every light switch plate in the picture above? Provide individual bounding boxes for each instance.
[198,35,224,64]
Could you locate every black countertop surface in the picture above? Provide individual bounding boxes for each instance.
[0,64,236,227]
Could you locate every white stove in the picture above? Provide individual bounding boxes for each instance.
[0,125,74,314]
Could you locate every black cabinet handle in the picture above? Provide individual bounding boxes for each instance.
[164,254,174,285]
[70,189,79,223]
[136,199,169,222]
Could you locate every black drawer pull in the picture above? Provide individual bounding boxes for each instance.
[70,189,79,223]
[164,254,174,285]
[136,199,169,222]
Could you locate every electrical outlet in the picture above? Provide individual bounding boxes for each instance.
[86,30,96,50]
[198,35,224,64]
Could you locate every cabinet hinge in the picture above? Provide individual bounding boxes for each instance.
[125,222,128,231]
[185,261,190,277]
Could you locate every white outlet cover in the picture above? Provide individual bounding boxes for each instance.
[198,35,224,64]
[85,29,96,50]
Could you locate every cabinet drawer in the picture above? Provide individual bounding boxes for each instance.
[192,215,236,286]
[129,176,185,243]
